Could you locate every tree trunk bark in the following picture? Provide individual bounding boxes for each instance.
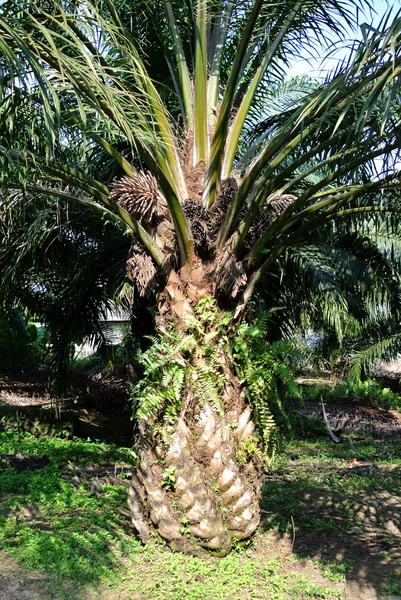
[128,264,262,555]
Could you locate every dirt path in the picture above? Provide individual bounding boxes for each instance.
[0,554,48,600]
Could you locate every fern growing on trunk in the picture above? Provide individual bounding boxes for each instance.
[129,298,262,554]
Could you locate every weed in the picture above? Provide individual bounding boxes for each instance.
[300,377,401,412]
[383,569,401,595]
[161,465,177,491]
[288,577,339,598]
[319,558,353,582]
[0,428,398,599]
[0,430,139,595]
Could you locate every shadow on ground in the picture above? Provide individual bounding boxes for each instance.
[2,411,401,599]
[261,441,401,599]
[0,431,139,599]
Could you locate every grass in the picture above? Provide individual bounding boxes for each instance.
[0,431,140,598]
[384,568,401,595]
[122,548,339,600]
[317,558,354,583]
[262,437,401,534]
[0,429,400,599]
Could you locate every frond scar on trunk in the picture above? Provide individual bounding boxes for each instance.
[214,246,247,299]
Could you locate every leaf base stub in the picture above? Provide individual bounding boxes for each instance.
[129,394,262,554]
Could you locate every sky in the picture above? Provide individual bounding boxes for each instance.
[288,0,399,78]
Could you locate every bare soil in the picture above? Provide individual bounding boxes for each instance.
[0,554,47,600]
[0,366,134,445]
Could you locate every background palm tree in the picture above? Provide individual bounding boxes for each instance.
[0,192,132,380]
[1,0,401,554]
[261,203,401,337]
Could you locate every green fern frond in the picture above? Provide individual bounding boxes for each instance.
[132,297,231,428]
[234,313,300,463]
[192,364,223,414]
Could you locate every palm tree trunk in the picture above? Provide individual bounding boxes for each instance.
[128,266,262,555]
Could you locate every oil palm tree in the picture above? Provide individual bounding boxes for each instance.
[261,199,401,338]
[0,192,132,383]
[1,0,401,554]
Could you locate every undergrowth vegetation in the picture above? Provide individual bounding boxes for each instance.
[0,431,138,597]
[0,310,48,364]
[1,428,400,599]
[233,318,300,461]
[130,297,231,437]
[300,377,401,412]
[129,297,401,466]
[129,298,302,464]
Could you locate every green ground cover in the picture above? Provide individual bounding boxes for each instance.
[0,430,400,599]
